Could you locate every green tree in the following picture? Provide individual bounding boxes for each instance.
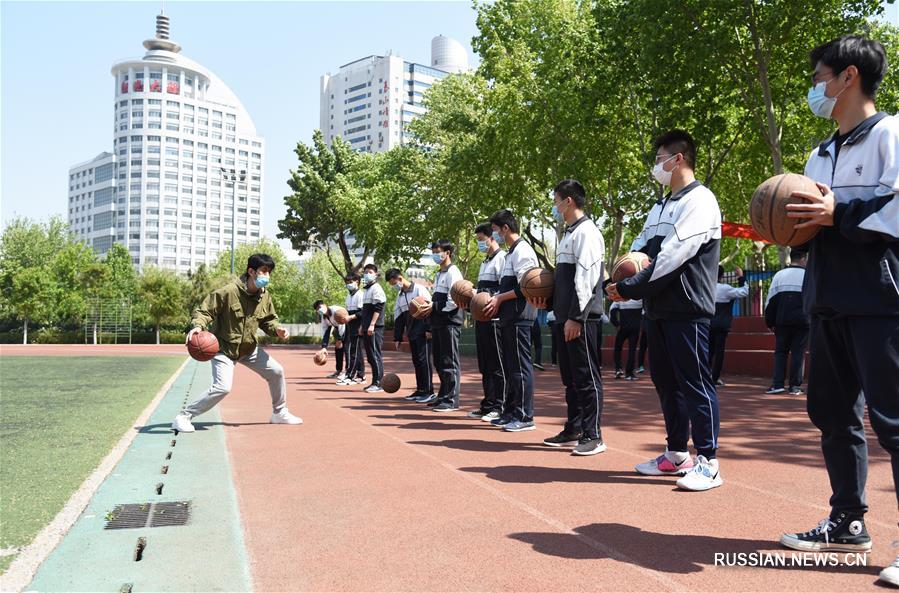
[184,263,214,320]
[137,267,188,344]
[293,251,352,323]
[102,243,137,302]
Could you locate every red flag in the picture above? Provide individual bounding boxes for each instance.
[167,81,180,94]
[722,221,770,243]
[121,81,128,93]
[134,80,144,92]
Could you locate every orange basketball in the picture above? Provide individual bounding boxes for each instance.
[332,306,349,324]
[313,350,328,366]
[450,279,475,309]
[187,331,219,362]
[521,268,554,300]
[382,373,401,393]
[611,252,651,283]
[469,291,493,322]
[749,173,822,246]
[409,295,432,320]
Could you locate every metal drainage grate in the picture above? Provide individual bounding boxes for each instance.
[104,501,191,529]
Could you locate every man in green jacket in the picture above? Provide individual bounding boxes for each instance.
[172,253,302,432]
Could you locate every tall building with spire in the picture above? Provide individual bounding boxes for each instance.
[68,13,265,273]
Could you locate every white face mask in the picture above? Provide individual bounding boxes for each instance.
[807,77,846,119]
[651,154,677,186]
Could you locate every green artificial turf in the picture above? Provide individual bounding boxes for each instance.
[0,356,184,571]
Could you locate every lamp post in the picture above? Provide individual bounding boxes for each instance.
[220,167,247,275]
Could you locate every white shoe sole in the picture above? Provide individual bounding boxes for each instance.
[270,417,303,425]
[635,464,693,476]
[675,475,724,491]
[503,425,536,432]
[779,534,872,553]
[879,568,899,587]
[433,408,459,413]
[572,443,607,456]
[481,415,500,422]
[171,423,195,433]
[543,440,579,447]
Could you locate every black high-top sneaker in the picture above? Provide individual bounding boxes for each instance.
[780,512,872,552]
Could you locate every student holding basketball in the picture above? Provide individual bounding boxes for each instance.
[429,240,464,412]
[606,130,723,491]
[776,37,899,586]
[173,253,301,432]
[313,300,346,379]
[469,223,507,421]
[532,179,607,455]
[482,209,540,432]
[385,268,435,402]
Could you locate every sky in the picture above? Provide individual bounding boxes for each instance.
[0,0,481,258]
[1,1,896,260]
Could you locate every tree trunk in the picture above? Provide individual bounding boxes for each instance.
[156,324,161,345]
[93,322,98,345]
[23,317,28,344]
[606,210,626,272]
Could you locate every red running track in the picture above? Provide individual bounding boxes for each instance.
[216,346,894,592]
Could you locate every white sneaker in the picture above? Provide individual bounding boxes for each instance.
[635,450,694,476]
[336,377,353,385]
[481,411,501,422]
[880,556,899,587]
[171,412,195,433]
[270,409,303,425]
[676,455,723,491]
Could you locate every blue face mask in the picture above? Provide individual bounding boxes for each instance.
[492,231,504,245]
[807,77,845,119]
[390,282,402,291]
[254,274,270,288]
[346,283,357,292]
[363,273,376,284]
[551,205,563,223]
[477,240,488,253]
[431,252,444,264]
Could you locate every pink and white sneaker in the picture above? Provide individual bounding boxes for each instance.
[635,452,694,476]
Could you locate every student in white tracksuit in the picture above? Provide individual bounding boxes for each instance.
[709,267,749,386]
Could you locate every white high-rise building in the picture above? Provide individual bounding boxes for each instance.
[320,35,468,153]
[69,13,265,273]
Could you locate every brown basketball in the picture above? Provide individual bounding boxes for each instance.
[187,331,219,362]
[611,252,651,283]
[749,173,822,246]
[382,373,401,393]
[450,279,475,309]
[332,306,349,324]
[409,295,432,319]
[469,291,493,322]
[313,349,328,366]
[521,268,554,300]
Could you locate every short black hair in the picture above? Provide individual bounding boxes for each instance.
[810,35,888,98]
[312,299,325,311]
[475,222,492,237]
[247,253,276,272]
[363,263,379,273]
[489,209,519,233]
[653,129,696,170]
[344,272,360,283]
[553,179,586,208]
[385,268,403,281]
[430,239,454,255]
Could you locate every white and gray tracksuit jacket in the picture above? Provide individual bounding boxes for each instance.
[617,181,722,321]
[802,112,899,317]
[552,216,605,323]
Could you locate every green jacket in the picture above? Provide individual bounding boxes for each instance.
[192,277,281,360]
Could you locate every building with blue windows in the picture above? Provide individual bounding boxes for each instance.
[320,35,468,153]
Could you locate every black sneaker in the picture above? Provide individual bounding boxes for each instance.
[467,409,488,419]
[614,369,624,379]
[433,402,459,412]
[624,375,638,381]
[543,431,583,447]
[766,386,786,394]
[636,366,645,374]
[715,379,726,387]
[534,363,546,371]
[416,393,438,404]
[780,512,872,552]
[426,399,442,407]
[572,437,606,456]
[788,386,804,395]
[404,391,425,401]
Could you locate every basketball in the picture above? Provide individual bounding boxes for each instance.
[409,295,432,319]
[382,373,401,393]
[450,279,475,309]
[469,291,493,322]
[187,331,219,362]
[313,349,328,366]
[332,306,349,324]
[521,268,554,300]
[611,252,651,283]
[749,173,822,246]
